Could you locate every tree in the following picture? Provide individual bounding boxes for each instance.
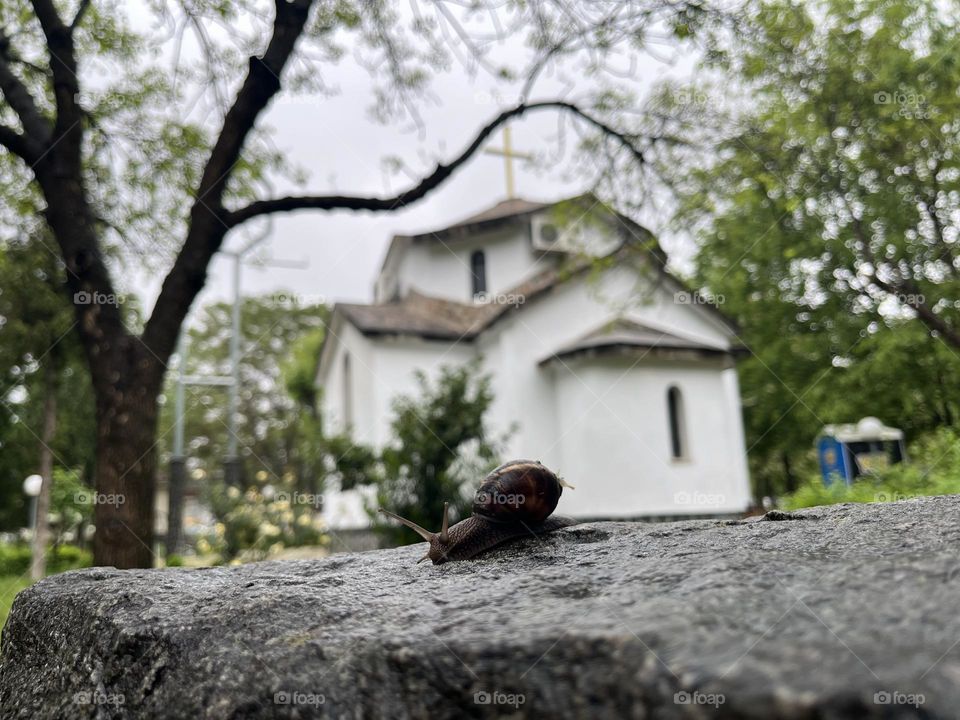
[685,0,960,345]
[0,234,95,573]
[0,0,704,566]
[666,0,960,496]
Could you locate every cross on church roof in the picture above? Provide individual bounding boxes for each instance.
[483,124,533,200]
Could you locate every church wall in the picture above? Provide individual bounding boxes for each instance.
[362,337,478,447]
[319,320,377,443]
[474,264,750,517]
[549,357,752,517]
[476,263,734,451]
[396,226,550,303]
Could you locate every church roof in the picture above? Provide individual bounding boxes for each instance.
[336,291,493,340]
[336,254,579,341]
[321,196,742,373]
[445,198,552,229]
[377,196,596,281]
[392,197,552,246]
[540,318,735,365]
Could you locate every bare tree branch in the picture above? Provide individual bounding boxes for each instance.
[0,34,53,142]
[142,0,314,364]
[222,100,648,227]
[29,0,66,37]
[0,123,42,162]
[70,0,93,32]
[29,0,83,139]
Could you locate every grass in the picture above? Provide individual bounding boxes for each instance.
[0,575,33,632]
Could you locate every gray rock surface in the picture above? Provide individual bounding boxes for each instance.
[3,496,960,719]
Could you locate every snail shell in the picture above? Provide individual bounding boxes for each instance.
[379,459,576,565]
[473,459,565,524]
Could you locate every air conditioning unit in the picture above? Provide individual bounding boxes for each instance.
[530,212,618,256]
[530,213,581,253]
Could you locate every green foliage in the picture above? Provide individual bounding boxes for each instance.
[0,543,91,576]
[782,427,960,510]
[665,0,960,497]
[0,236,95,531]
[371,362,503,547]
[284,329,326,411]
[201,477,327,563]
[158,294,329,491]
[48,468,95,545]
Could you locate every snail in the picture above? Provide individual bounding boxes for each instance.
[378,459,577,565]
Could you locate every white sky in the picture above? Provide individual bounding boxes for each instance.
[126,5,699,324]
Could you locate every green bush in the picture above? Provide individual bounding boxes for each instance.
[201,477,328,564]
[782,427,960,510]
[0,545,30,576]
[47,545,92,573]
[0,543,91,576]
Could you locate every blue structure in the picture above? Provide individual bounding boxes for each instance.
[817,417,906,486]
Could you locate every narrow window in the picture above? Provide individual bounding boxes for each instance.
[342,352,353,428]
[470,250,487,297]
[667,385,686,460]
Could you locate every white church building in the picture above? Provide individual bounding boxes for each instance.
[315,196,751,528]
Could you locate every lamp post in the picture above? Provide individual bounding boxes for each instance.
[220,225,271,488]
[23,474,42,532]
[219,220,306,487]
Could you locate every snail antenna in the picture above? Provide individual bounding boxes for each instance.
[378,508,434,542]
[439,502,450,544]
[559,477,576,490]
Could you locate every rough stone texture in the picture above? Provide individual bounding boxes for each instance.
[4,496,960,719]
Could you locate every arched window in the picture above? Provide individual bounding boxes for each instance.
[342,352,353,428]
[470,250,487,298]
[667,385,686,460]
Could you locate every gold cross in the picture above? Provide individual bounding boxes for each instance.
[483,125,533,199]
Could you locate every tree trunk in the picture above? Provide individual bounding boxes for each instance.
[781,451,797,494]
[30,364,58,581]
[92,374,161,569]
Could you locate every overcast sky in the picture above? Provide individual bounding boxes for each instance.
[127,5,699,324]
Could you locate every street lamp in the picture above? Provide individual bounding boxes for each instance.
[23,474,42,532]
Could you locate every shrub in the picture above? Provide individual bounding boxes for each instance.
[0,545,30,576]
[201,476,327,564]
[0,543,91,575]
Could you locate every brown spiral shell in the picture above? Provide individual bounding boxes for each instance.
[472,459,565,525]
